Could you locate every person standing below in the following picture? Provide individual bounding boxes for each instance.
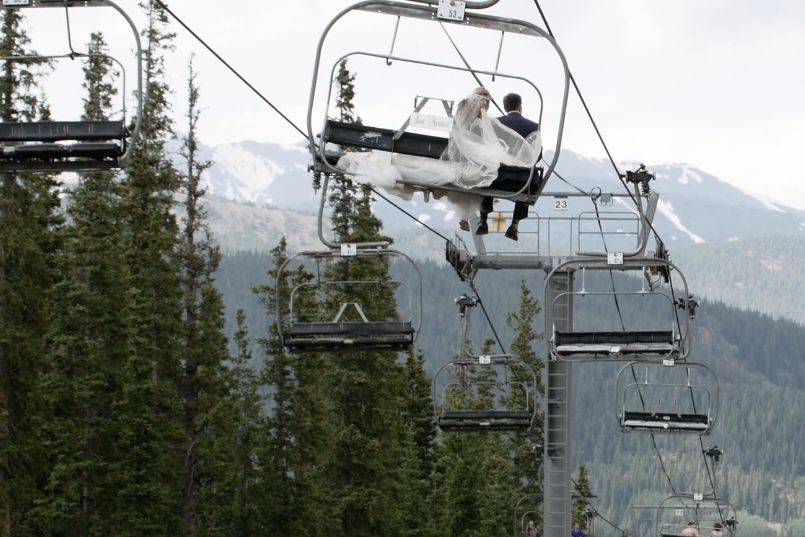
[526,520,541,537]
[682,521,702,537]
[709,521,725,537]
[476,92,541,241]
[571,522,586,537]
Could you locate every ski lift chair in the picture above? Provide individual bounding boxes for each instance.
[655,494,738,537]
[0,0,144,173]
[545,258,694,362]
[616,361,719,435]
[306,0,573,205]
[514,494,543,537]
[276,247,422,352]
[433,354,538,432]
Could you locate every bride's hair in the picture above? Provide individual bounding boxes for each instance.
[455,87,492,127]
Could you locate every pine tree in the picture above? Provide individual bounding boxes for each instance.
[394,351,438,536]
[328,60,360,240]
[110,2,184,533]
[176,56,229,537]
[203,310,265,534]
[322,59,409,536]
[255,237,336,537]
[573,465,594,529]
[258,239,298,533]
[0,8,59,535]
[36,31,128,535]
[506,281,544,495]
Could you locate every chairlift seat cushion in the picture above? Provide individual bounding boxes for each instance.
[441,410,532,420]
[288,321,414,337]
[0,142,123,161]
[323,120,542,198]
[554,330,675,357]
[0,121,126,143]
[439,410,532,431]
[623,411,710,432]
[284,321,414,351]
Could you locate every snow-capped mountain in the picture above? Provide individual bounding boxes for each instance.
[192,140,805,250]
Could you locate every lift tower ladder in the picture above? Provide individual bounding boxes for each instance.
[544,271,574,537]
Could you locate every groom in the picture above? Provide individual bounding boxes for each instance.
[476,93,541,241]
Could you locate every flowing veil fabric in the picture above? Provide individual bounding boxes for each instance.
[336,87,541,194]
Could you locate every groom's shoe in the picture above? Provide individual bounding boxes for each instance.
[476,221,489,235]
[505,224,519,241]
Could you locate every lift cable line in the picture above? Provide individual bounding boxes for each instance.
[592,507,628,536]
[530,0,622,181]
[154,0,454,244]
[530,2,711,504]
[469,280,508,355]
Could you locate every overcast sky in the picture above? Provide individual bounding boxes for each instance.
[21,0,805,206]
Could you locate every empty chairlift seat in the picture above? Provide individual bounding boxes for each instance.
[433,353,539,433]
[616,361,719,436]
[0,121,127,171]
[553,330,677,359]
[0,0,145,173]
[322,120,544,203]
[276,248,423,353]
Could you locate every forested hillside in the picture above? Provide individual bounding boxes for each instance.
[217,251,805,534]
[674,235,805,325]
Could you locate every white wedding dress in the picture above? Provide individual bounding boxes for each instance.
[336,88,542,219]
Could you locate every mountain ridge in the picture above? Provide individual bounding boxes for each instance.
[188,139,805,248]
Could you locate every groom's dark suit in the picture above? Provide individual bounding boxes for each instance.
[480,111,541,223]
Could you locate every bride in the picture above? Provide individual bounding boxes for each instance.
[337,87,541,225]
